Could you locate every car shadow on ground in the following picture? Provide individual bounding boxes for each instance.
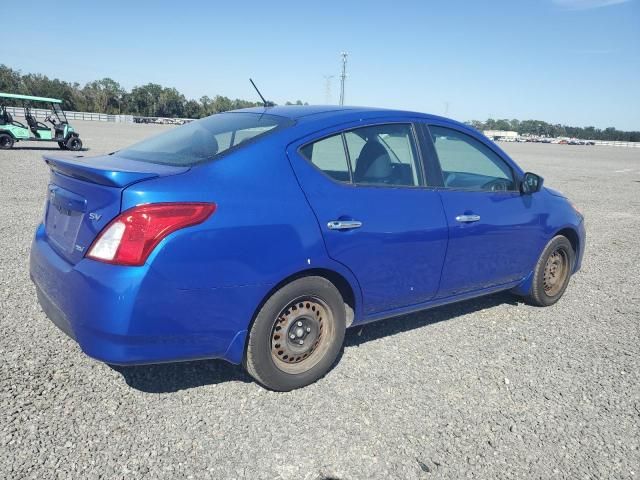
[343,291,518,348]
[111,360,251,393]
[112,292,520,394]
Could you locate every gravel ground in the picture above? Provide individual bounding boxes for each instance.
[1,121,639,479]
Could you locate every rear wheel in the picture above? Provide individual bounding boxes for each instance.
[66,137,82,151]
[58,141,68,150]
[0,133,14,149]
[526,235,574,306]
[244,276,346,391]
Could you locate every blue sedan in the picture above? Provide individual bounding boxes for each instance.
[29,106,585,391]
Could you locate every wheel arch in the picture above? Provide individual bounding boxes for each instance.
[512,224,582,297]
[555,226,580,261]
[256,268,357,323]
[239,267,359,363]
[0,129,16,139]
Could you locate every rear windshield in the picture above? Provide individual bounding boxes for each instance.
[117,112,291,166]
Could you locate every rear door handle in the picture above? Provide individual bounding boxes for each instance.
[327,220,363,230]
[455,214,481,223]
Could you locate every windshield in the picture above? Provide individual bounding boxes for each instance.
[53,103,67,123]
[117,112,291,166]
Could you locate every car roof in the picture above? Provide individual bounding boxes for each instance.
[230,104,466,129]
[234,105,387,119]
[238,104,445,119]
[0,92,63,104]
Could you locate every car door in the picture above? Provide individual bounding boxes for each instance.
[287,121,448,316]
[423,123,544,298]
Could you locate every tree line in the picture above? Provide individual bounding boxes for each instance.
[1,65,637,140]
[467,118,639,142]
[0,65,307,119]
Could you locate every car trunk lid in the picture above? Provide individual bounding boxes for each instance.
[44,154,189,187]
[42,154,189,264]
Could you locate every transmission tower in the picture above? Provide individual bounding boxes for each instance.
[339,52,348,106]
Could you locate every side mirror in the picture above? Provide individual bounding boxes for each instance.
[521,172,544,194]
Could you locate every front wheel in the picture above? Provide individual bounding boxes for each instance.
[526,235,575,306]
[0,133,14,149]
[58,141,68,150]
[244,276,346,391]
[66,137,82,151]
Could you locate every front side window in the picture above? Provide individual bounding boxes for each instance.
[118,112,290,166]
[430,126,516,191]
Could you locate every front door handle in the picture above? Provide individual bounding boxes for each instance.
[455,214,481,223]
[327,220,363,230]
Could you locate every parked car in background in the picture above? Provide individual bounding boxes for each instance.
[29,106,586,391]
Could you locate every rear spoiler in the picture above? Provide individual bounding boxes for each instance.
[43,154,189,188]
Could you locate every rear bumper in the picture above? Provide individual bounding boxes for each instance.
[29,224,262,365]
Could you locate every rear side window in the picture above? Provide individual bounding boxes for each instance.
[300,134,351,182]
[430,126,516,191]
[345,124,421,186]
[300,123,423,187]
[118,113,291,166]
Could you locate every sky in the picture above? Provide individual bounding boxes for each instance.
[2,0,639,130]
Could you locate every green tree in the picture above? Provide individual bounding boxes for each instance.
[184,100,202,119]
[467,120,485,130]
[127,83,164,116]
[0,65,23,93]
[83,78,126,114]
[157,87,186,117]
[494,119,511,131]
[212,95,233,113]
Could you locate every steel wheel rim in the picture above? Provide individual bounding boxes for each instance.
[270,296,334,374]
[543,247,569,297]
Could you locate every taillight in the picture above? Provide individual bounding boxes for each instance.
[86,202,216,266]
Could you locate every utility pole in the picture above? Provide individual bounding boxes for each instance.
[323,75,334,104]
[339,52,348,106]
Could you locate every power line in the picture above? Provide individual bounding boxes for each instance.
[323,75,334,105]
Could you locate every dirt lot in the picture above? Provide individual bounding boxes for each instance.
[1,120,638,479]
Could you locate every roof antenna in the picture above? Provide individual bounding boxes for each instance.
[249,78,269,107]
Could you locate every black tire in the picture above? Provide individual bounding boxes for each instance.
[526,235,574,307]
[244,276,346,391]
[58,141,68,150]
[0,133,14,149]
[66,137,82,151]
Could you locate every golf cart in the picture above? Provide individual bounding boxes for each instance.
[0,92,83,151]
